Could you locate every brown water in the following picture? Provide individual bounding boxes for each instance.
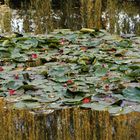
[0,0,140,35]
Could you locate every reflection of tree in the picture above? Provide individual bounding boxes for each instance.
[0,0,53,34]
[22,11,30,33]
[106,0,117,34]
[52,0,81,30]
[94,0,102,30]
[30,0,53,34]
[80,0,94,28]
[0,0,140,35]
[119,2,140,35]
[0,5,11,33]
[106,0,140,35]
[5,0,30,9]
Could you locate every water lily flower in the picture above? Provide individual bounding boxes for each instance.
[63,83,67,87]
[82,98,91,103]
[102,64,107,68]
[14,74,19,79]
[31,54,38,59]
[80,46,87,52]
[67,80,74,85]
[104,84,110,91]
[0,66,4,72]
[60,39,65,45]
[9,89,16,96]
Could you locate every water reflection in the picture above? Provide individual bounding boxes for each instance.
[105,0,140,35]
[0,0,140,35]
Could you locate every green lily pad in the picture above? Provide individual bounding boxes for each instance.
[13,101,41,109]
[95,67,108,77]
[108,106,123,115]
[80,102,108,111]
[122,87,140,102]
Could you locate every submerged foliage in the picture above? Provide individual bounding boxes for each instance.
[0,28,140,115]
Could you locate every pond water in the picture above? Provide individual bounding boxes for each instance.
[0,0,140,35]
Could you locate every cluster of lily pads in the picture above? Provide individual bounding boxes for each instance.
[0,28,140,115]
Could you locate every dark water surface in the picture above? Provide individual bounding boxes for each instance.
[0,0,140,35]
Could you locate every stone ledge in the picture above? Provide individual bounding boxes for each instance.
[0,99,140,140]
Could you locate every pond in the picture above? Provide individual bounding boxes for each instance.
[0,1,140,139]
[0,0,140,35]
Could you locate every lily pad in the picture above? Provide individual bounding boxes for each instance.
[122,87,140,102]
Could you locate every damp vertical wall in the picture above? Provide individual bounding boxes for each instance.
[0,99,140,140]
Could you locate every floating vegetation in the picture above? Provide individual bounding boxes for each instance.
[0,28,140,115]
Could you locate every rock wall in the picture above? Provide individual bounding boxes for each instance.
[0,99,140,140]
